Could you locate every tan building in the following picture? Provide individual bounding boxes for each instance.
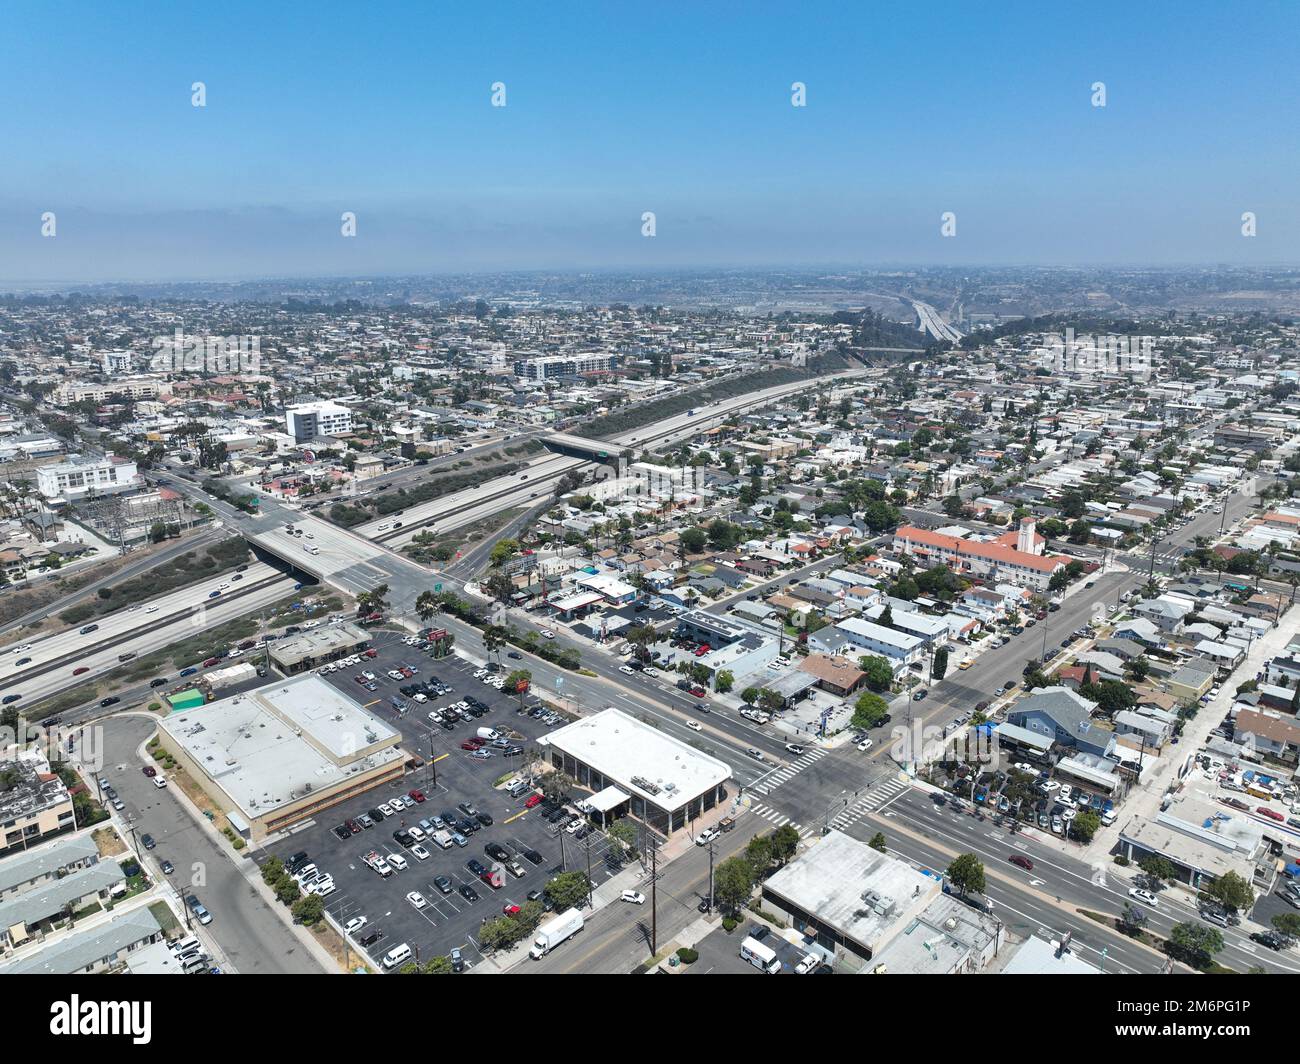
[156,674,405,840]
[0,749,77,858]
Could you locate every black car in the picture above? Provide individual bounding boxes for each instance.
[433,875,453,894]
[458,883,479,902]
[141,834,156,850]
[475,811,494,827]
[467,858,487,876]
[286,852,309,873]
[485,842,511,862]
[369,807,387,821]
[100,696,120,707]
[150,677,168,687]
[522,848,544,866]
[457,818,478,835]
[333,824,352,840]
[359,929,383,948]
[747,923,769,941]
[912,690,927,701]
[393,830,414,847]
[1252,931,1287,951]
[526,889,545,903]
[507,651,522,660]
[159,859,175,875]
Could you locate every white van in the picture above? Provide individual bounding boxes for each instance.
[739,936,781,974]
[382,943,412,970]
[388,853,408,871]
[476,727,500,742]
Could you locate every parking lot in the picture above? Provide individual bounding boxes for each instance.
[258,633,625,971]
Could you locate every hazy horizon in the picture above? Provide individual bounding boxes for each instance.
[3,0,1297,282]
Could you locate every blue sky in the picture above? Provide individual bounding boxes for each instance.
[1,0,1297,281]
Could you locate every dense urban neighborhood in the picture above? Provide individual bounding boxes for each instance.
[2,270,1300,983]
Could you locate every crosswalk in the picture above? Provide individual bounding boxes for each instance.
[830,776,911,831]
[751,802,814,838]
[747,749,827,797]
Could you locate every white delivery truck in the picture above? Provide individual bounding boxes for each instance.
[529,908,584,960]
[476,727,500,742]
[739,936,781,974]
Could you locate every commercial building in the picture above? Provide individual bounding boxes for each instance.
[268,621,371,673]
[285,401,353,442]
[760,830,940,963]
[0,749,77,858]
[155,674,405,840]
[513,354,617,381]
[35,456,139,503]
[540,708,731,836]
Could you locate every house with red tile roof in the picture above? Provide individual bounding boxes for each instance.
[891,518,1067,592]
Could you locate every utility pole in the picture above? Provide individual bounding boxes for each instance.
[584,833,593,909]
[649,839,659,955]
[707,835,717,912]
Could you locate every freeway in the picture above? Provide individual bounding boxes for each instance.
[912,300,963,344]
[0,526,224,637]
[0,572,293,709]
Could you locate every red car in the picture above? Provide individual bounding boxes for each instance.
[1008,854,1034,871]
[524,794,543,809]
[502,904,521,916]
[202,657,220,667]
[73,666,90,676]
[1257,806,1285,822]
[408,789,425,803]
[460,740,482,751]
[142,766,157,778]
[364,648,378,658]
[689,686,707,698]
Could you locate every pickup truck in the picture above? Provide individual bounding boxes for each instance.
[364,851,393,876]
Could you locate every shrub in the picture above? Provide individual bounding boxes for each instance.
[1113,855,1130,867]
[676,947,699,964]
[722,916,738,932]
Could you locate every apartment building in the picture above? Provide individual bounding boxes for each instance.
[0,750,77,858]
[35,456,139,503]
[513,354,618,381]
[52,378,163,406]
[891,519,1066,592]
[285,401,353,442]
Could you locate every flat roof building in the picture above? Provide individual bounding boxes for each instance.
[156,674,405,840]
[269,621,371,673]
[541,708,731,837]
[761,830,940,961]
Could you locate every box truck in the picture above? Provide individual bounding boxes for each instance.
[529,908,584,959]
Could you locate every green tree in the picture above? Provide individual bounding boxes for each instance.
[852,691,889,729]
[1272,913,1300,939]
[544,870,590,911]
[480,915,525,951]
[1070,810,1100,843]
[946,853,986,896]
[291,892,324,925]
[745,834,775,877]
[714,855,755,915]
[714,669,734,694]
[1167,921,1223,969]
[540,772,575,804]
[679,527,708,554]
[606,818,639,864]
[770,824,800,866]
[1138,855,1177,887]
[858,655,894,692]
[1118,901,1148,936]
[931,646,948,681]
[489,539,520,567]
[868,832,887,853]
[1201,871,1254,914]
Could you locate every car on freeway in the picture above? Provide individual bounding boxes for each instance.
[100,696,120,707]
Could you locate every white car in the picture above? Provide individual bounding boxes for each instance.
[378,524,391,532]
[642,666,658,677]
[620,890,646,905]
[406,891,427,910]
[685,719,702,731]
[410,844,430,861]
[388,853,408,871]
[1128,888,1159,908]
[153,776,167,789]
[362,671,376,681]
[378,802,394,816]
[1041,780,1060,792]
[474,670,487,679]
[565,818,584,834]
[696,827,720,846]
[344,915,368,937]
[619,665,635,675]
[413,693,427,704]
[540,630,555,639]
[312,879,336,897]
[856,738,874,752]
